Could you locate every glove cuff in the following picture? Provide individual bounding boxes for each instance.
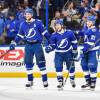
[11,41,17,45]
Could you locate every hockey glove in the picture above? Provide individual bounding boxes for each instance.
[45,46,53,53]
[9,41,16,50]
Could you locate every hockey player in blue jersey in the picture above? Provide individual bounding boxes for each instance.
[9,8,50,88]
[45,19,78,89]
[80,15,100,91]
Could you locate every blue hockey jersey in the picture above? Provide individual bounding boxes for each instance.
[15,19,50,43]
[16,10,25,25]
[82,26,100,52]
[49,29,78,52]
[5,19,19,38]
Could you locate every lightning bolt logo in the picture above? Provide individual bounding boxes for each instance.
[57,38,68,49]
[25,28,36,38]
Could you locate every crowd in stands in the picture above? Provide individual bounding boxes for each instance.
[0,0,100,45]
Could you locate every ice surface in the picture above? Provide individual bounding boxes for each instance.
[0,78,100,100]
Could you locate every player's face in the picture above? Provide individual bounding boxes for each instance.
[86,21,93,28]
[25,13,33,21]
[55,24,62,32]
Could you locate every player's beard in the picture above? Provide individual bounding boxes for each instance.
[87,24,93,28]
[87,21,94,28]
[26,17,32,22]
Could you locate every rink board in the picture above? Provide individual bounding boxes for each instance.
[0,46,100,78]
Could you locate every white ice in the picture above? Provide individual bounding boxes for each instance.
[0,78,100,100]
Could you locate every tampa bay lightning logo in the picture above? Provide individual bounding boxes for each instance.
[57,38,68,49]
[25,28,36,38]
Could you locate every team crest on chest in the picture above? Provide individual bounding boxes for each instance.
[57,38,68,49]
[25,28,36,38]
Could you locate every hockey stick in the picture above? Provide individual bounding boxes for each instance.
[97,47,100,62]
[64,60,74,85]
[0,50,11,59]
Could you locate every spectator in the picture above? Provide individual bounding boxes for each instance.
[62,1,80,30]
[78,1,91,18]
[4,13,19,44]
[92,3,100,28]
[50,0,65,12]
[63,1,78,21]
[50,10,61,32]
[16,4,25,25]
[1,2,9,18]
[81,0,93,7]
[0,14,4,37]
[92,2,100,13]
[36,0,46,23]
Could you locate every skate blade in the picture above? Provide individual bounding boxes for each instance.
[44,87,48,90]
[72,85,76,88]
[58,87,63,91]
[81,87,90,90]
[89,88,95,91]
[64,83,66,86]
[26,86,33,90]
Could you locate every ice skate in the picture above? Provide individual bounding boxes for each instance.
[25,81,33,88]
[90,82,95,91]
[43,81,48,89]
[57,80,64,90]
[70,79,76,88]
[81,82,90,90]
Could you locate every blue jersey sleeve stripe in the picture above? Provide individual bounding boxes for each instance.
[17,34,24,39]
[71,40,78,44]
[41,30,48,35]
[85,42,94,45]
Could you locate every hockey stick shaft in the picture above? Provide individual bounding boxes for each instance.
[0,50,11,59]
[64,60,74,85]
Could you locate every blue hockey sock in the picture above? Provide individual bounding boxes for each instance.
[91,77,97,84]
[42,74,47,82]
[28,74,33,81]
[57,76,63,82]
[26,64,34,81]
[40,67,48,82]
[85,74,91,83]
[70,76,75,80]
